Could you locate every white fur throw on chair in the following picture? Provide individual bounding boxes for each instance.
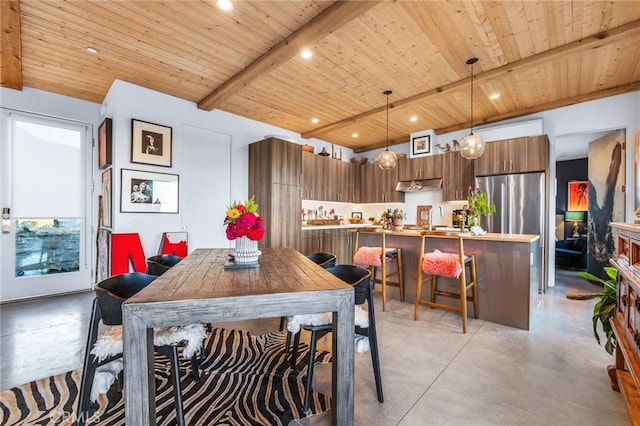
[287,306,371,353]
[89,323,206,401]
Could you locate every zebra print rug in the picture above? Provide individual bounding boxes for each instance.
[0,328,332,425]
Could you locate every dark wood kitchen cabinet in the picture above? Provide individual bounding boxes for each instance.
[398,155,443,181]
[302,152,325,201]
[358,163,404,203]
[303,153,356,202]
[442,151,474,201]
[326,157,356,202]
[474,135,548,176]
[249,137,302,249]
[609,223,640,425]
[301,228,353,264]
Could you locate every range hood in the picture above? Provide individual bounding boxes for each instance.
[395,178,443,192]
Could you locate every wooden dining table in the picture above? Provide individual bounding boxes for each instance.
[122,247,355,425]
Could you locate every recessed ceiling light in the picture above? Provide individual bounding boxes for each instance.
[217,0,233,11]
[300,49,313,59]
[311,118,319,124]
[352,133,359,138]
[410,116,418,122]
[86,47,98,54]
[489,93,500,100]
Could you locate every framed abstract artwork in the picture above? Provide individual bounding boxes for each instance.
[97,229,111,283]
[101,168,112,228]
[567,181,588,211]
[98,117,112,169]
[131,119,172,167]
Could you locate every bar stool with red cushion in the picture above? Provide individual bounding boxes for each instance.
[352,230,404,312]
[414,234,478,333]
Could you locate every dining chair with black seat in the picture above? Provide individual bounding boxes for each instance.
[145,254,183,276]
[288,264,383,412]
[279,252,337,353]
[76,272,206,426]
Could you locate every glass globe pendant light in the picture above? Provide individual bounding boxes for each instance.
[376,90,397,170]
[460,57,485,160]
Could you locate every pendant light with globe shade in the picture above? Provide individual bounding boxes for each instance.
[459,57,485,160]
[376,90,397,170]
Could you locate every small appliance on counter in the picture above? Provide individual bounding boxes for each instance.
[452,209,468,229]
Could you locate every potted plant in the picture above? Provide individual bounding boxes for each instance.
[381,208,405,231]
[566,266,617,355]
[467,187,496,232]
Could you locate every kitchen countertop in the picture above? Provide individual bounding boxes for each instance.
[350,228,540,243]
[302,223,381,230]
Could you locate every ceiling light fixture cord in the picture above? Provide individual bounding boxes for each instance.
[377,90,397,170]
[459,57,485,160]
[470,60,474,134]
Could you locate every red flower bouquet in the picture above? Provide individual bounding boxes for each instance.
[224,196,265,241]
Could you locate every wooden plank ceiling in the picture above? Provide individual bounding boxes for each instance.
[2,0,640,153]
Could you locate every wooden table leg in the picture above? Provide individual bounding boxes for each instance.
[332,292,355,425]
[123,306,156,425]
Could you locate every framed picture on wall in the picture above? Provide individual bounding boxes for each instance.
[131,119,172,167]
[121,169,179,213]
[98,117,112,169]
[410,129,436,158]
[567,181,589,211]
[97,229,111,283]
[101,168,112,228]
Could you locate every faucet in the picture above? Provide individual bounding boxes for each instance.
[428,206,443,231]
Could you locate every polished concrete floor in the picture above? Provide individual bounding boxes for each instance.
[0,269,630,425]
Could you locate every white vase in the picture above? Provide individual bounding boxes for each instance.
[233,236,262,264]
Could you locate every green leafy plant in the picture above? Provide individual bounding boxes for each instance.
[467,187,495,225]
[566,266,617,355]
[382,208,405,219]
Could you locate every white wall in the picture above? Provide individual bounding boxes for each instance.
[102,80,344,257]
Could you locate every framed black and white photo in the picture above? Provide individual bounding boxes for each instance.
[121,169,179,213]
[101,168,112,228]
[98,117,112,169]
[131,119,172,167]
[410,129,437,158]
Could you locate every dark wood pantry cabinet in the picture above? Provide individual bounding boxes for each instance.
[248,137,302,249]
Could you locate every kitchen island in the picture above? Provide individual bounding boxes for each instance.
[351,228,540,330]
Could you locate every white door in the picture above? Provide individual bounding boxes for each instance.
[181,124,231,251]
[0,110,92,302]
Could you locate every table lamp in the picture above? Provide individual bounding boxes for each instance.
[565,211,586,238]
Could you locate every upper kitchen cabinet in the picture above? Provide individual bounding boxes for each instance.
[325,157,356,202]
[249,138,302,249]
[358,163,404,203]
[442,152,474,201]
[302,153,355,202]
[474,135,549,176]
[398,155,444,181]
[302,152,325,200]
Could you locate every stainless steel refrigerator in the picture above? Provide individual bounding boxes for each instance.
[475,172,546,291]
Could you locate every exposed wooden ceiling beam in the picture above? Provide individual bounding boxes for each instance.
[304,19,640,140]
[436,81,640,135]
[1,0,23,90]
[354,82,640,154]
[197,0,380,111]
